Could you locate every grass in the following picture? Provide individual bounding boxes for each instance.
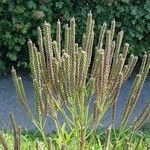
[0,131,38,149]
[0,123,149,149]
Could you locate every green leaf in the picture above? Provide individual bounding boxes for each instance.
[7,52,17,61]
[27,1,36,9]
[56,2,63,9]
[121,0,129,3]
[5,32,11,39]
[144,0,150,12]
[145,13,150,19]
[96,5,104,14]
[14,5,25,13]
[147,23,150,30]
[14,46,21,52]
[40,5,48,12]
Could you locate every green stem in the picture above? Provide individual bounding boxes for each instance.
[53,117,67,150]
[32,119,48,148]
[80,125,86,150]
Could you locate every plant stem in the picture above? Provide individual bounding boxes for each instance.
[53,117,67,150]
[80,125,86,150]
[32,119,48,148]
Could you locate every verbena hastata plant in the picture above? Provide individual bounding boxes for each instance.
[4,12,150,149]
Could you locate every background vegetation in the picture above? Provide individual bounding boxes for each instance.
[0,0,150,74]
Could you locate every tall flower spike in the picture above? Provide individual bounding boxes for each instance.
[45,89,57,119]
[28,40,36,79]
[82,33,86,49]
[124,55,138,80]
[139,52,147,75]
[91,49,102,78]
[88,31,94,63]
[12,69,27,114]
[69,17,75,54]
[62,53,71,96]
[95,50,105,101]
[78,51,88,88]
[109,30,124,80]
[122,43,129,60]
[11,68,32,118]
[113,30,124,62]
[69,18,76,92]
[59,58,71,106]
[109,41,116,65]
[124,55,150,125]
[109,41,116,69]
[18,77,33,116]
[86,78,95,105]
[42,84,49,115]
[75,51,80,90]
[52,58,60,96]
[64,24,69,53]
[33,46,42,86]
[141,53,150,81]
[110,54,124,82]
[63,53,71,96]
[43,22,53,81]
[87,21,94,66]
[121,74,142,129]
[111,72,123,124]
[58,80,68,106]
[132,101,150,131]
[37,27,46,73]
[52,41,60,60]
[56,19,61,54]
[110,20,116,42]
[83,12,95,66]
[38,52,43,86]
[83,12,93,51]
[97,22,107,49]
[104,30,112,85]
[33,79,44,121]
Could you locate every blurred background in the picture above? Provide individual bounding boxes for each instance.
[0,0,150,75]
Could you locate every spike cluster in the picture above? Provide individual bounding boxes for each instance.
[10,12,150,149]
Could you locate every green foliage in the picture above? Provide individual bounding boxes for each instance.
[0,0,53,73]
[1,126,150,150]
[0,0,150,74]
